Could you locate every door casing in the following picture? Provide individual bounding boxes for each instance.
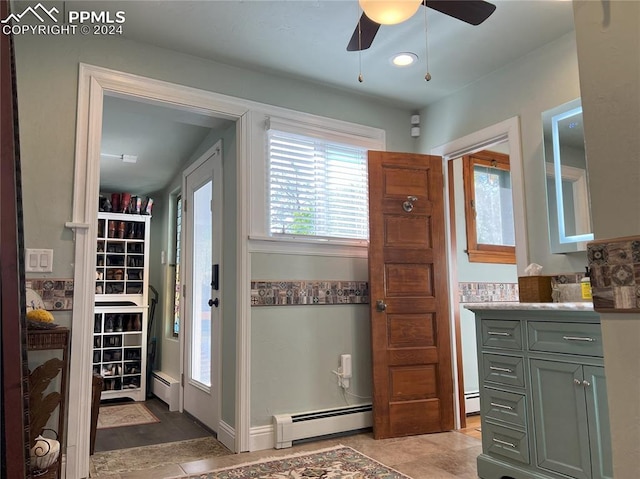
[66,64,251,478]
[430,116,528,428]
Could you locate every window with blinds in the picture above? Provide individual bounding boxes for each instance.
[267,129,369,240]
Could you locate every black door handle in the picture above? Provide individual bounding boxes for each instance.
[208,298,219,308]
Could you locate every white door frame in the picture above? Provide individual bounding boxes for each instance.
[65,64,252,478]
[430,116,529,428]
[181,142,223,430]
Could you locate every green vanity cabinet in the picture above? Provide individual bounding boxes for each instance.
[469,305,613,479]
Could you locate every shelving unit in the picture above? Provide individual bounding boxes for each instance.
[93,306,146,401]
[94,212,151,401]
[96,212,150,306]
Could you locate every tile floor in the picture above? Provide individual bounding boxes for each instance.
[94,398,211,452]
[93,400,482,479]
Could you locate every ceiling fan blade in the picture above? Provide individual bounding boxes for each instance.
[426,0,496,26]
[346,13,381,51]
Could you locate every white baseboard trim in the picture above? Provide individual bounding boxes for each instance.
[249,424,275,452]
[217,420,236,453]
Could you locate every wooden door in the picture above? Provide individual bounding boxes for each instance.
[368,150,454,439]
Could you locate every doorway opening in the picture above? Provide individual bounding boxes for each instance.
[431,117,528,428]
[67,64,251,479]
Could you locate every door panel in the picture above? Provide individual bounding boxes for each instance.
[530,359,591,479]
[182,143,223,431]
[368,150,454,439]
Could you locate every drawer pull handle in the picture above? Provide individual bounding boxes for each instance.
[493,438,516,448]
[488,331,511,337]
[490,402,514,410]
[490,366,513,373]
[563,336,596,342]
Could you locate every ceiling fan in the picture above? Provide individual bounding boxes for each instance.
[347,0,497,51]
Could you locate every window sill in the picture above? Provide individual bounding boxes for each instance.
[248,235,368,258]
[467,248,516,264]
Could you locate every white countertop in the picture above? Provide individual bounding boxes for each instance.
[464,301,594,312]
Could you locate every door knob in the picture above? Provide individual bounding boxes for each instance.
[208,298,219,308]
[376,300,387,312]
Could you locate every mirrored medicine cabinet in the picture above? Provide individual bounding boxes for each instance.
[542,98,594,253]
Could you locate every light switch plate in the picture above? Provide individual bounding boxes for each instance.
[25,249,53,272]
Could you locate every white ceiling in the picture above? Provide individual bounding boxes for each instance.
[100,96,233,196]
[108,0,576,109]
[90,0,576,195]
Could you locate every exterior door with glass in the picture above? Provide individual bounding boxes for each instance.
[182,141,222,431]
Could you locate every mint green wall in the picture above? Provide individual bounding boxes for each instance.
[13,33,412,435]
[250,254,370,426]
[220,123,238,426]
[418,32,588,276]
[13,32,412,281]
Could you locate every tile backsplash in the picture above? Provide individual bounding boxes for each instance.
[251,280,369,306]
[588,235,640,312]
[458,282,519,303]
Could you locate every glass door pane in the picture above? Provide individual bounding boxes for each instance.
[190,181,212,387]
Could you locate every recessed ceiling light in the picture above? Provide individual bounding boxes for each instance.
[391,52,418,67]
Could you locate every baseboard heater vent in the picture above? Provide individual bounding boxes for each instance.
[273,404,372,449]
[151,370,179,412]
[465,391,480,415]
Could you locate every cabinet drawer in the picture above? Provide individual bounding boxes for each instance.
[482,422,530,465]
[482,388,527,429]
[482,354,525,388]
[528,322,603,357]
[481,320,522,350]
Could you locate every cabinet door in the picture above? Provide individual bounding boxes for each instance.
[584,366,613,479]
[530,359,591,479]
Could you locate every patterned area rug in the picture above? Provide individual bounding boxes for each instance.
[169,445,412,479]
[97,403,160,429]
[90,437,231,476]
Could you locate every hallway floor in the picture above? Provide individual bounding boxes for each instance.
[94,398,211,452]
[93,399,482,478]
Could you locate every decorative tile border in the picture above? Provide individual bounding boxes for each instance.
[26,278,74,310]
[458,282,519,303]
[588,236,640,312]
[251,280,369,306]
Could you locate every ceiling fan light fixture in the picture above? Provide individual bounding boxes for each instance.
[359,0,423,25]
[391,52,418,67]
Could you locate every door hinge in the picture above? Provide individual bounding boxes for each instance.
[183,199,187,212]
[182,284,187,297]
[181,373,184,387]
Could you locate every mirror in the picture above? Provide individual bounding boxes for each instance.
[542,98,594,253]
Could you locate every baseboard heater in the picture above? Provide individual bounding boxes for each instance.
[273,404,372,449]
[151,370,179,412]
[465,391,480,415]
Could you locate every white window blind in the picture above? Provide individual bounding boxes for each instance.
[267,129,369,240]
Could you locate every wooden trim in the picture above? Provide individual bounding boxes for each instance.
[462,151,516,264]
[447,159,466,429]
[467,248,517,264]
